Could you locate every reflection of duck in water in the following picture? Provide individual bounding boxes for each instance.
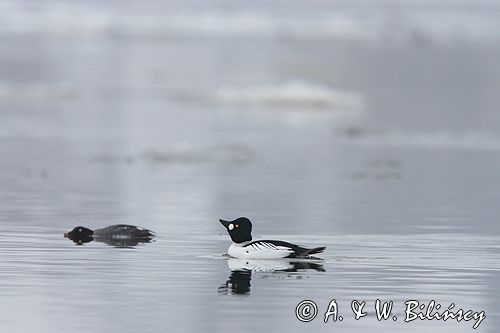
[227,258,325,272]
[220,217,325,259]
[219,258,325,295]
[219,269,252,295]
[64,225,155,247]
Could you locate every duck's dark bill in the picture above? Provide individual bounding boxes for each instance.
[219,219,231,228]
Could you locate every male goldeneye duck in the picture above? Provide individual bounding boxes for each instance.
[219,217,325,259]
[64,224,155,246]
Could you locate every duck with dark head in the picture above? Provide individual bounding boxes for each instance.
[220,217,326,259]
[64,224,155,247]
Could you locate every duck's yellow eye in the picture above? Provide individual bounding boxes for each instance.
[235,224,239,228]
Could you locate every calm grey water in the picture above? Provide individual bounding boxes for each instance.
[1,0,500,332]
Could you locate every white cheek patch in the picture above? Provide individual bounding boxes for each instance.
[228,224,234,231]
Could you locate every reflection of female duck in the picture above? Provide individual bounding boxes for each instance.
[219,258,325,295]
[64,225,155,247]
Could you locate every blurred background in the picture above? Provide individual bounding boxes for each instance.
[1,0,500,332]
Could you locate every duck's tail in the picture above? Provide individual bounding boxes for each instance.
[294,246,326,258]
[305,246,326,256]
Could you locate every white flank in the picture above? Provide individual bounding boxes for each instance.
[228,242,293,259]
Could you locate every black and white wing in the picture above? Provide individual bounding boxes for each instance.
[242,240,295,259]
[244,240,326,259]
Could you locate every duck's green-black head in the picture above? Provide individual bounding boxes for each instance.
[219,217,252,243]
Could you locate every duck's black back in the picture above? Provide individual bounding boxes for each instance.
[93,224,155,239]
